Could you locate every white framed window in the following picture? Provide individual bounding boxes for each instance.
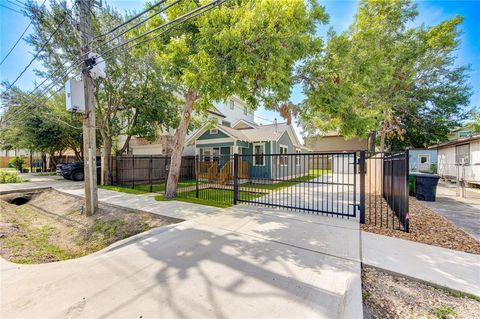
[210,128,218,135]
[418,154,430,164]
[279,145,288,166]
[243,106,248,115]
[253,143,265,166]
[230,100,235,110]
[456,144,470,164]
[295,149,301,166]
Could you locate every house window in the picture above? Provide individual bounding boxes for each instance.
[230,100,235,110]
[222,120,231,127]
[295,149,301,166]
[243,106,248,115]
[456,144,470,164]
[280,145,288,166]
[458,131,472,138]
[418,155,430,164]
[253,143,265,166]
[210,128,218,135]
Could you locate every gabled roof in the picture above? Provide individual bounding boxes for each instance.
[232,119,258,130]
[186,121,306,149]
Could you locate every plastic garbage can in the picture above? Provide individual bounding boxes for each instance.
[411,172,440,201]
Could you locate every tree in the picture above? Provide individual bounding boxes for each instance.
[148,0,328,198]
[0,88,83,166]
[20,1,180,184]
[299,0,472,152]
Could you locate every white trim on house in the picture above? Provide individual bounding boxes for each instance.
[231,119,257,130]
[253,142,266,166]
[295,148,301,166]
[186,124,238,145]
[279,144,288,166]
[196,137,235,145]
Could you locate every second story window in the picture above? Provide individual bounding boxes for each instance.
[243,106,248,115]
[230,100,235,110]
[210,128,218,135]
[222,120,231,127]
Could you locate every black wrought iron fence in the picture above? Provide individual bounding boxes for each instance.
[359,151,409,232]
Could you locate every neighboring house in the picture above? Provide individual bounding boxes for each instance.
[408,148,438,173]
[429,135,480,185]
[304,131,367,152]
[121,96,255,156]
[447,127,475,141]
[186,121,309,183]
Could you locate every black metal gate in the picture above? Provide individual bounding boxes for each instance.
[194,150,410,231]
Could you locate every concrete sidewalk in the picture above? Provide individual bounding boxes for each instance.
[362,231,480,297]
[1,206,363,319]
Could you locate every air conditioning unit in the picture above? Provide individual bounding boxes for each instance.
[65,79,85,113]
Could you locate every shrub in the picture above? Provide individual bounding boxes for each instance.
[9,156,26,172]
[0,171,28,183]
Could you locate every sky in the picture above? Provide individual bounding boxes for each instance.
[1,0,479,142]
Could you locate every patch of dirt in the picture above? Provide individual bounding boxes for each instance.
[362,266,480,319]
[0,189,181,264]
[361,196,480,255]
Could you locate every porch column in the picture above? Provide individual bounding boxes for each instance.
[232,146,240,154]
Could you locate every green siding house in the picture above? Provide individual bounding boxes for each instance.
[186,120,309,181]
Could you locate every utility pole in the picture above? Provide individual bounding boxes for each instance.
[78,0,98,216]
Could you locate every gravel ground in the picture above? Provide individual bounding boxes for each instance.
[361,196,480,255]
[362,266,480,319]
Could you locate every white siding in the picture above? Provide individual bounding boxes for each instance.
[214,97,254,124]
[437,140,480,183]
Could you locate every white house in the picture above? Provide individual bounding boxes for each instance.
[120,96,255,156]
[429,135,480,186]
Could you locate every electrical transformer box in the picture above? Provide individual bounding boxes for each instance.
[65,79,85,113]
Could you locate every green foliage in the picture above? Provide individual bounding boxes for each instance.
[9,157,26,172]
[299,0,472,151]
[149,0,327,112]
[434,305,457,319]
[0,171,28,183]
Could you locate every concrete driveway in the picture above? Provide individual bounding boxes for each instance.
[421,181,480,240]
[248,173,358,218]
[1,193,362,319]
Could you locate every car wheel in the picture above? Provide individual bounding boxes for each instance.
[72,171,84,181]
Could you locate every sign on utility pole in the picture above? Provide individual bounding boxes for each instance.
[78,0,98,216]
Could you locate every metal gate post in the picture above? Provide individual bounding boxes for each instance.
[404,150,410,233]
[195,155,199,198]
[233,153,239,205]
[359,151,366,224]
[149,155,153,193]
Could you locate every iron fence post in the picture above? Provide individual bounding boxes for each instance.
[195,155,199,198]
[359,151,366,224]
[149,155,153,193]
[132,155,135,189]
[233,153,239,205]
[405,150,410,233]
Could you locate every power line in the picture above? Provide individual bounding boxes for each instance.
[6,0,25,10]
[0,0,47,66]
[0,4,22,14]
[2,16,66,93]
[2,0,227,125]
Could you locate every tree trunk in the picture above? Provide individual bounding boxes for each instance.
[118,134,133,155]
[165,90,198,199]
[380,129,386,153]
[368,132,376,153]
[101,133,112,185]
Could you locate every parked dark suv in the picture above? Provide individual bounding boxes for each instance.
[57,160,101,181]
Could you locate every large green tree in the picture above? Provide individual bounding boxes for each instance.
[148,0,328,198]
[299,0,472,152]
[0,88,83,165]
[19,1,180,184]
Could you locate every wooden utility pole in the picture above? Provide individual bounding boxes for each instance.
[78,0,98,216]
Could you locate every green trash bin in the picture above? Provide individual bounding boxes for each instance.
[408,175,415,196]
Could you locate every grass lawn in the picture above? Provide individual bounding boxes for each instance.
[100,179,199,194]
[156,188,265,208]
[0,189,177,264]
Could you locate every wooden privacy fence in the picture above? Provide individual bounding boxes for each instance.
[111,155,195,187]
